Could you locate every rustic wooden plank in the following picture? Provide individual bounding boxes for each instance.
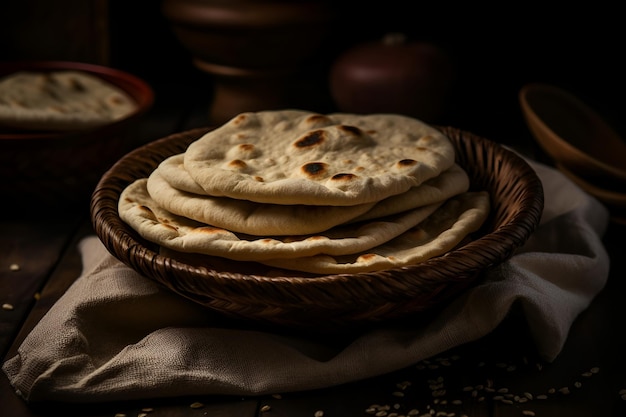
[0,217,83,358]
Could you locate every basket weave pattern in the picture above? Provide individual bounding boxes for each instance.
[91,126,544,330]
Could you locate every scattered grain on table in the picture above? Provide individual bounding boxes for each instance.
[362,353,603,417]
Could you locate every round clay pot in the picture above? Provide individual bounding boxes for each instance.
[330,33,455,123]
[161,0,336,124]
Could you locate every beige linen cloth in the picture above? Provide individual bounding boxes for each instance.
[3,159,611,403]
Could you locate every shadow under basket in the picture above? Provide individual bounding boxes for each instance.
[91,126,544,332]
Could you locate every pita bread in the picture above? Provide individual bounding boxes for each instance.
[118,178,443,262]
[146,163,376,236]
[260,191,490,274]
[148,153,469,235]
[0,70,137,131]
[348,163,470,222]
[116,111,489,274]
[183,110,456,206]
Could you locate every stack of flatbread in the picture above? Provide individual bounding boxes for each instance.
[0,70,138,131]
[118,110,490,274]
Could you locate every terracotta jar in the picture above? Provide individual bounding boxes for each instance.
[330,33,455,123]
[161,0,336,124]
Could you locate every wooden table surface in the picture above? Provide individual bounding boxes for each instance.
[2,81,626,417]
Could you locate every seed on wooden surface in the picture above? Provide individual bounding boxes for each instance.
[558,387,570,395]
[2,303,14,311]
[574,381,582,388]
[314,410,324,417]
[392,391,405,397]
[271,394,282,399]
[397,380,412,390]
[260,404,271,412]
[140,407,154,412]
[536,394,548,400]
[9,263,20,271]
[522,411,536,416]
[138,413,148,417]
[114,414,126,417]
[432,389,446,397]
[590,367,600,374]
[189,402,204,409]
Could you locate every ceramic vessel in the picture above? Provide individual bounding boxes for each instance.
[330,33,455,123]
[0,60,154,210]
[161,0,336,124]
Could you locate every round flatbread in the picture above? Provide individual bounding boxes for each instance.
[260,191,491,274]
[0,70,138,131]
[348,163,470,222]
[149,154,469,236]
[118,178,443,262]
[146,161,376,236]
[183,110,456,206]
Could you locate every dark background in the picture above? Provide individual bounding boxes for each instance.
[2,0,625,144]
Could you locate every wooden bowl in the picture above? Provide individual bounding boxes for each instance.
[0,61,154,212]
[557,163,626,225]
[91,126,544,332]
[519,83,626,190]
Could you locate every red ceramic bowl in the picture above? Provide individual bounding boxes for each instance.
[0,61,154,212]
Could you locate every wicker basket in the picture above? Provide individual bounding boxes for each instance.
[91,126,544,331]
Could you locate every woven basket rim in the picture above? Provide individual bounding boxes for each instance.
[90,125,544,328]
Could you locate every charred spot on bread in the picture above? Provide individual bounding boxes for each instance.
[338,124,363,136]
[304,114,332,126]
[330,173,357,181]
[196,226,230,234]
[301,162,328,177]
[228,159,248,170]
[238,143,255,152]
[294,130,326,148]
[397,159,418,167]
